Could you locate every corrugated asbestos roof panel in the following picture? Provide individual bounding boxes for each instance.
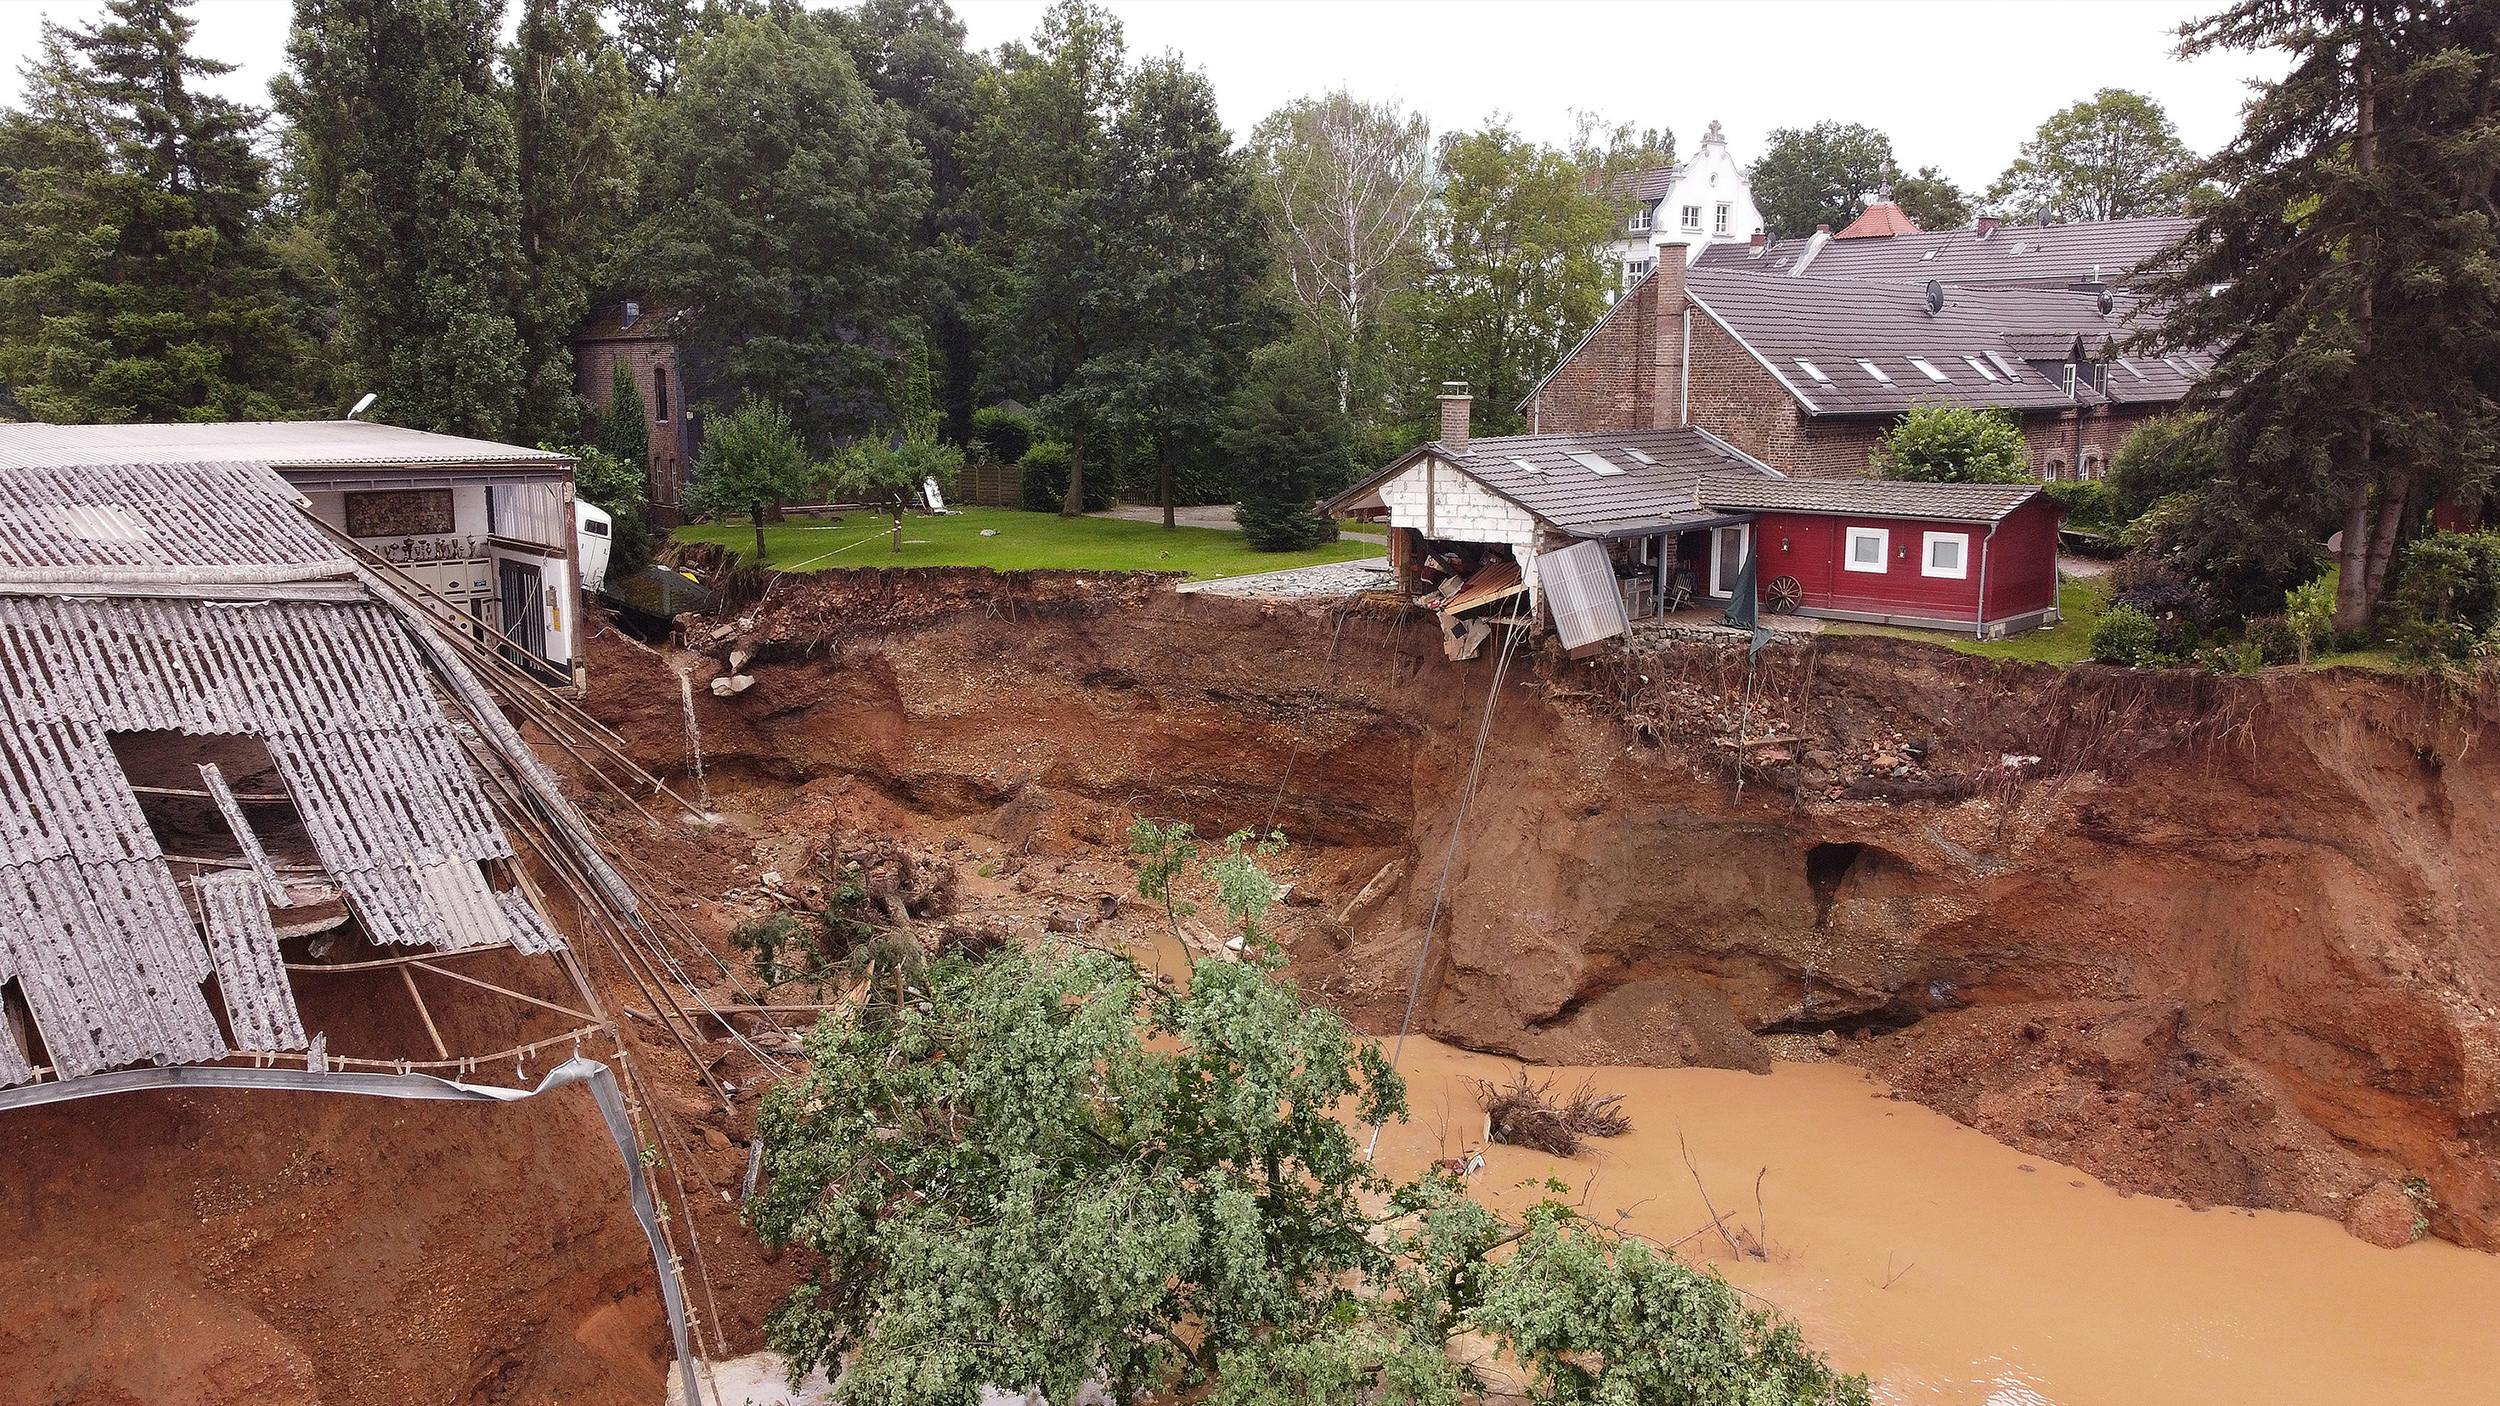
[0,420,569,470]
[0,594,561,1086]
[0,460,348,580]
[1699,474,2042,524]
[197,869,307,1053]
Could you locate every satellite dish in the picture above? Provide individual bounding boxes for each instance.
[1923,280,1945,316]
[2096,288,2116,316]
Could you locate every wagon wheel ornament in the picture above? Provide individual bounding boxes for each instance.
[1765,575,1804,614]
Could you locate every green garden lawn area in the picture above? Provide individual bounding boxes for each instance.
[676,506,1382,580]
[1830,574,2111,665]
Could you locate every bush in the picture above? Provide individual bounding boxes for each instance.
[1871,404,2035,484]
[1017,440,1115,513]
[971,406,1033,466]
[1224,341,1355,552]
[2091,603,2165,667]
[2382,531,2500,663]
[2043,479,2117,536]
[2124,487,2327,626]
[2107,413,2220,523]
[2244,614,2300,666]
[2284,573,2337,663]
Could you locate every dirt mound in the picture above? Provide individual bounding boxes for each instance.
[601,573,2500,1250]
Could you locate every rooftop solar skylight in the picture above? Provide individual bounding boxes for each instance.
[1566,451,1625,477]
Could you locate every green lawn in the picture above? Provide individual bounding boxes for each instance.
[676,506,1383,581]
[1829,574,2111,665]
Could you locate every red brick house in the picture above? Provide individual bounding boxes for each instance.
[574,301,694,523]
[1519,249,2201,481]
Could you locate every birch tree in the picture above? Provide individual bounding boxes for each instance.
[1250,91,1432,412]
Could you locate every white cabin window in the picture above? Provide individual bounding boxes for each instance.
[1709,523,1750,597]
[1845,526,1889,573]
[1629,205,1652,233]
[1922,530,1969,579]
[1681,204,1702,230]
[1714,203,1731,234]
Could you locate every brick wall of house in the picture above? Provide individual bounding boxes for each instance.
[575,334,689,521]
[1523,280,1658,433]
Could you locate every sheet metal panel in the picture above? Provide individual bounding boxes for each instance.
[0,461,346,580]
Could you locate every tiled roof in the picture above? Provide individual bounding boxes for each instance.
[0,420,570,470]
[1687,270,2192,416]
[1835,201,1921,239]
[1694,215,2191,286]
[1327,427,1776,538]
[1435,427,1774,536]
[1699,473,2043,524]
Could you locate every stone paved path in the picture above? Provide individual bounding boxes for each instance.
[1176,557,1393,598]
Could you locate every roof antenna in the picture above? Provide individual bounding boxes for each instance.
[345,392,378,421]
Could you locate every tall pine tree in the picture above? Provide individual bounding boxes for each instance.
[278,0,527,437]
[0,0,320,422]
[2140,0,2500,630]
[964,0,1127,514]
[1083,56,1271,526]
[508,0,637,445]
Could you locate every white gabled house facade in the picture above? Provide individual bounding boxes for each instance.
[1607,120,1766,292]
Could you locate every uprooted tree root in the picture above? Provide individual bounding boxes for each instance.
[1478,1072,1633,1157]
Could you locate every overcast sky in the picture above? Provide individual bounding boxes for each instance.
[0,0,2284,194]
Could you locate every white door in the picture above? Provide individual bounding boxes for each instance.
[1708,524,1750,598]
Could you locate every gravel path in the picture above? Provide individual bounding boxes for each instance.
[1175,557,1393,598]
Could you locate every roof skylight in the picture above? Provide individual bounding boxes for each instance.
[1907,357,1949,382]
[1964,355,2000,382]
[1509,456,1543,475]
[1794,358,1831,384]
[1984,349,2026,381]
[1619,446,1657,465]
[1566,451,1625,477]
[1856,359,1894,384]
[2115,357,2146,380]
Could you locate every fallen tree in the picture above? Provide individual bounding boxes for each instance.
[745,829,1867,1406]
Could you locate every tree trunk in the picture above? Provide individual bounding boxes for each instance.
[2362,467,2415,605]
[891,505,904,555]
[1064,433,1086,518]
[2334,481,2374,632]
[751,508,767,565]
[1158,440,1174,530]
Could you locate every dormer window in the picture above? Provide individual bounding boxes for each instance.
[1629,205,1652,233]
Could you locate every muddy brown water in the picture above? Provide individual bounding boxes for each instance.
[1374,1037,2500,1406]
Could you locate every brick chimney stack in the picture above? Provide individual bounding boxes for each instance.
[1437,382,1471,447]
[1651,242,1690,428]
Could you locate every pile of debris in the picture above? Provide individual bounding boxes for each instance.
[1477,1072,1633,1158]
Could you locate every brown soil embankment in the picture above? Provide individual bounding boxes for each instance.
[624,568,2500,1250]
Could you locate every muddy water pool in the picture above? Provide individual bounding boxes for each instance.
[1374,1038,2500,1406]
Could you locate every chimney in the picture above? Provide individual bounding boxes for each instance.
[1651,242,1690,429]
[1750,229,1767,249]
[1974,214,2000,239]
[1437,382,1472,447]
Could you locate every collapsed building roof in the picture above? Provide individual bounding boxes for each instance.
[0,457,581,1087]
